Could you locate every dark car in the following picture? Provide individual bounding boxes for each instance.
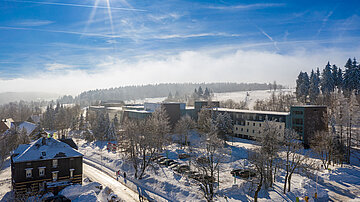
[230,169,243,177]
[44,195,71,202]
[175,165,190,173]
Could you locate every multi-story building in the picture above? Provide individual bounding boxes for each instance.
[123,101,220,128]
[122,100,327,147]
[289,105,327,147]
[11,137,83,197]
[212,108,289,140]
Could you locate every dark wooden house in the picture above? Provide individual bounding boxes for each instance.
[11,137,83,197]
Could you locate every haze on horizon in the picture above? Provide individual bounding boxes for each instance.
[0,0,359,96]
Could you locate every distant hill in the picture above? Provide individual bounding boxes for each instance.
[0,92,60,104]
[74,82,283,104]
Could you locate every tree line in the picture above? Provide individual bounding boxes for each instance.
[57,82,283,106]
[296,58,360,104]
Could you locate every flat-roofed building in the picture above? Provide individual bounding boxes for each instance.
[290,105,327,147]
[212,108,290,140]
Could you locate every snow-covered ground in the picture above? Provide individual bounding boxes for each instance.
[74,134,360,202]
[124,89,295,110]
[213,89,294,109]
[0,159,11,200]
[1,132,360,201]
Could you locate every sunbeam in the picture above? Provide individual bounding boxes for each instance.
[5,0,146,11]
[82,0,100,36]
[105,0,115,38]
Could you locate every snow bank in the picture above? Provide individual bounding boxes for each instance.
[59,182,102,200]
[292,178,328,200]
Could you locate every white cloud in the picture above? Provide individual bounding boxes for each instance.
[15,19,54,26]
[45,63,77,71]
[0,47,356,96]
[208,3,285,10]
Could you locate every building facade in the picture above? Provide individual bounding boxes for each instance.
[121,100,327,146]
[11,137,83,197]
[289,105,328,147]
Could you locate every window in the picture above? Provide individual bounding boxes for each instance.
[235,127,238,131]
[259,123,262,127]
[246,129,249,132]
[279,125,282,129]
[25,168,33,178]
[38,167,45,177]
[70,169,75,178]
[252,130,255,133]
[53,159,58,168]
[253,123,255,126]
[247,122,249,126]
[294,111,303,115]
[52,171,58,181]
[241,128,243,131]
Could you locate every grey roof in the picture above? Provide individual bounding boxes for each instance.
[213,107,290,116]
[12,137,83,163]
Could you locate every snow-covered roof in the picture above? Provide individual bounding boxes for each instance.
[12,137,82,163]
[213,107,290,116]
[18,121,38,136]
[124,109,152,114]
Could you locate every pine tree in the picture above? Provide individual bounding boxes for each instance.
[309,69,320,104]
[321,62,335,95]
[198,86,204,97]
[343,58,356,96]
[204,88,210,99]
[337,67,343,91]
[332,65,338,87]
[295,72,310,103]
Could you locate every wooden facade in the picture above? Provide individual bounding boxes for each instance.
[11,138,83,197]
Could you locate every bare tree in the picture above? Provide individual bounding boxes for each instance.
[248,148,266,202]
[282,129,307,193]
[311,130,333,169]
[174,115,195,148]
[192,130,228,202]
[120,108,170,179]
[258,120,282,188]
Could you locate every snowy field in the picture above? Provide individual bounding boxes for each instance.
[125,89,295,110]
[74,133,360,202]
[213,89,294,109]
[1,132,360,201]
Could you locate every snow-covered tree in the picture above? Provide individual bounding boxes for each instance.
[282,129,307,193]
[321,62,335,95]
[258,120,283,188]
[296,72,309,103]
[214,112,233,140]
[309,69,320,104]
[192,127,229,202]
[175,115,195,147]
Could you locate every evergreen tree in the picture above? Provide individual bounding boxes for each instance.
[343,58,359,96]
[204,87,210,99]
[198,86,204,96]
[309,69,320,104]
[295,72,310,103]
[321,62,335,95]
[332,65,338,87]
[337,67,343,91]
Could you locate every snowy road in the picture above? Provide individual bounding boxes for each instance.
[83,163,140,202]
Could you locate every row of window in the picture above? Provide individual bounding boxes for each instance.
[25,167,75,181]
[25,159,74,181]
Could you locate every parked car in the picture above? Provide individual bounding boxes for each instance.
[175,165,190,173]
[231,169,256,178]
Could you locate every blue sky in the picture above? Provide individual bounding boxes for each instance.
[0,0,359,94]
